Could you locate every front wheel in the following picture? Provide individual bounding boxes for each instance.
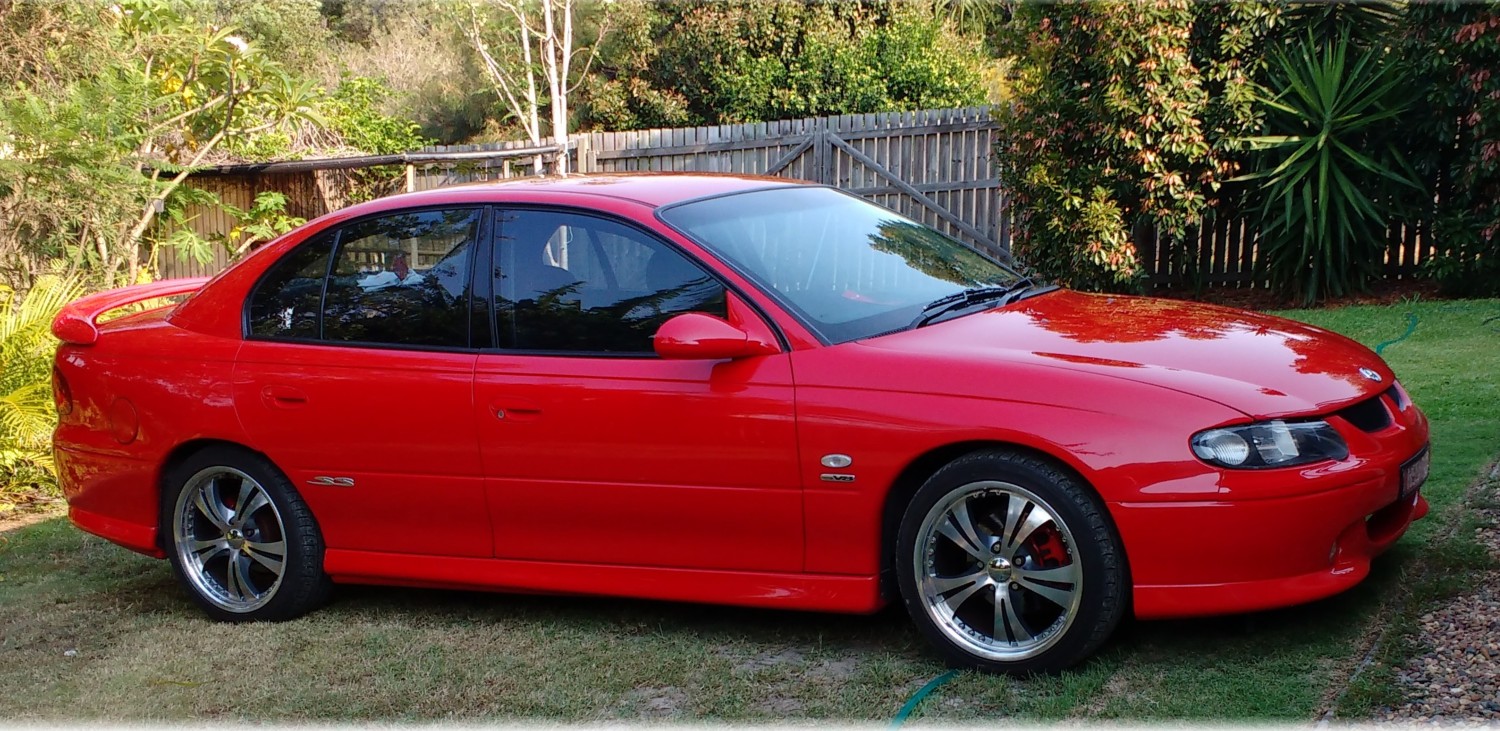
[162,446,331,621]
[895,449,1126,674]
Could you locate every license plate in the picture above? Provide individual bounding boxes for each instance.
[1400,446,1430,501]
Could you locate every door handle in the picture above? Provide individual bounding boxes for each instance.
[490,399,541,422]
[261,385,308,409]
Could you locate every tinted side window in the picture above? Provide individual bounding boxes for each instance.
[498,211,726,353]
[248,233,333,339]
[323,208,480,348]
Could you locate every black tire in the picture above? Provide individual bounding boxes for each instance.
[160,444,331,622]
[894,448,1126,674]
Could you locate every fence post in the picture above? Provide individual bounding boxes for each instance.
[404,164,415,192]
[813,123,831,185]
[574,133,591,174]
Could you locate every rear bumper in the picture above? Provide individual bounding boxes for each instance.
[1120,479,1428,620]
[55,444,164,558]
[69,505,164,558]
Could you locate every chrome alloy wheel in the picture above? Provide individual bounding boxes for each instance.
[172,467,288,613]
[914,481,1083,662]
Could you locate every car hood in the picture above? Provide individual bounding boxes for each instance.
[861,290,1392,419]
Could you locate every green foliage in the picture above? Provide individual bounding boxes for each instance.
[994,1,1278,292]
[151,185,223,268]
[222,191,306,256]
[1238,32,1423,305]
[863,8,989,112]
[326,76,432,156]
[0,66,155,285]
[0,277,85,507]
[1403,3,1500,297]
[1282,0,1401,44]
[152,188,306,267]
[208,0,333,72]
[322,76,433,203]
[323,4,494,144]
[580,1,989,130]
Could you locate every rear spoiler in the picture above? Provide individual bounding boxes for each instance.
[52,277,210,345]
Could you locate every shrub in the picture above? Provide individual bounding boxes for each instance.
[578,1,990,130]
[0,277,85,510]
[1238,32,1423,305]
[994,2,1277,291]
[1404,3,1500,297]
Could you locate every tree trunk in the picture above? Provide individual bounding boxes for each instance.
[542,0,568,174]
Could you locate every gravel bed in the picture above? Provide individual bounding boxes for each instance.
[1379,573,1500,723]
[1379,466,1500,724]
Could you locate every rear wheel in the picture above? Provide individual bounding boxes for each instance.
[895,449,1126,674]
[162,446,331,621]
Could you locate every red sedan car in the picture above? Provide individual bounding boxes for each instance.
[52,174,1430,673]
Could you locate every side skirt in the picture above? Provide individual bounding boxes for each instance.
[323,549,885,614]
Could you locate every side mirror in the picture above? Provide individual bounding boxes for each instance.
[653,312,779,360]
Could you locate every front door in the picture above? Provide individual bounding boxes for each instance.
[474,209,803,571]
[233,207,490,557]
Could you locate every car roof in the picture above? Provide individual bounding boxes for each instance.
[387,172,807,209]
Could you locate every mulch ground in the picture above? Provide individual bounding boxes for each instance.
[1154,278,1446,312]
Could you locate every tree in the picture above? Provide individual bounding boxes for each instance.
[0,2,140,288]
[578,1,990,130]
[0,0,323,287]
[464,0,608,173]
[113,0,324,282]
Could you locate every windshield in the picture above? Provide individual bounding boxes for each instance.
[659,186,1023,343]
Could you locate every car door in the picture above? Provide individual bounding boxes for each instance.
[233,206,491,558]
[474,208,803,572]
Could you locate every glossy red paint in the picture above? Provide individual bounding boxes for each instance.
[53,276,210,345]
[232,342,490,557]
[653,310,779,360]
[53,173,1429,626]
[475,292,801,572]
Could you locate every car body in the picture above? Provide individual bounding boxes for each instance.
[52,174,1431,672]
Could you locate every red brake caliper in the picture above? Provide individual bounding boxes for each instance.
[1026,525,1069,569]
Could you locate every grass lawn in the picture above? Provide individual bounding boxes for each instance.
[1,298,1497,723]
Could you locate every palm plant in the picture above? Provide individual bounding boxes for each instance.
[1281,0,1400,44]
[1239,31,1422,304]
[1,276,85,507]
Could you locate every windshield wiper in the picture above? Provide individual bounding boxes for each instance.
[997,277,1059,306]
[910,278,1039,329]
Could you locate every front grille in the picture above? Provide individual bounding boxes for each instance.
[1337,393,1393,433]
[1386,384,1409,411]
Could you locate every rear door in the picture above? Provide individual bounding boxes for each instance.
[233,207,491,557]
[473,208,804,571]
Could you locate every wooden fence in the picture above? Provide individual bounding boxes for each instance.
[164,107,1008,279]
[412,106,1008,256]
[164,105,1435,289]
[1134,211,1431,290]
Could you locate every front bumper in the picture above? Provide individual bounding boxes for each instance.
[1119,388,1430,620]
[1120,483,1427,619]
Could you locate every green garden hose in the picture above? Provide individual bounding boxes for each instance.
[1374,312,1419,355]
[889,670,957,728]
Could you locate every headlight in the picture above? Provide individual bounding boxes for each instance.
[1191,420,1348,469]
